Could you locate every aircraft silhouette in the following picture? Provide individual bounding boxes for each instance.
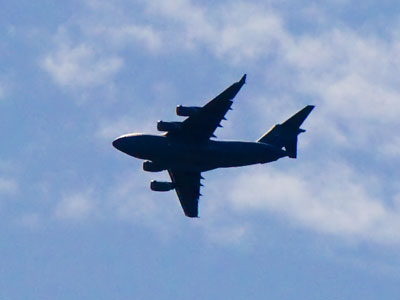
[113,74,314,217]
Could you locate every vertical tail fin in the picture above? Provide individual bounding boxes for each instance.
[257,105,314,158]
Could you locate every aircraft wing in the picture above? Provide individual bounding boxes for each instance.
[176,74,246,141]
[168,170,202,218]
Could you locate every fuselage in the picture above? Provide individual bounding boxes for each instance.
[112,134,287,172]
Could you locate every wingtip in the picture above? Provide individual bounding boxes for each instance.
[185,213,199,218]
[304,105,315,114]
[239,74,246,84]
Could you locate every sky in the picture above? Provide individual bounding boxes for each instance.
[1,0,400,299]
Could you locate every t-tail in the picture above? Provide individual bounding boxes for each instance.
[257,105,314,158]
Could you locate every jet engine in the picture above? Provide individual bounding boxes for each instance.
[143,161,165,172]
[157,121,181,132]
[150,180,175,192]
[176,105,202,117]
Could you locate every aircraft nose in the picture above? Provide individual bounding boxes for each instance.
[112,134,145,158]
[112,137,124,151]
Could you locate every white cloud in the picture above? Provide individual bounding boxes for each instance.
[142,0,400,135]
[145,0,289,62]
[55,190,97,221]
[42,42,123,88]
[213,5,288,62]
[279,30,400,150]
[110,172,174,218]
[41,4,164,91]
[97,115,159,140]
[145,1,398,151]
[225,162,400,244]
[96,80,177,140]
[106,1,400,245]
[200,222,249,245]
[89,25,162,52]
[42,0,400,246]
[97,117,137,140]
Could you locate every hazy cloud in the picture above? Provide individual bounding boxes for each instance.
[42,42,123,88]
[97,116,158,140]
[110,171,173,218]
[38,0,400,246]
[88,24,162,51]
[225,163,400,244]
[55,190,97,221]
[103,0,400,245]
[145,0,288,61]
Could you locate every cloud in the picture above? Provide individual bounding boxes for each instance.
[145,0,289,62]
[142,0,400,135]
[224,162,400,245]
[103,1,400,245]
[41,1,164,91]
[97,115,159,140]
[97,117,138,140]
[88,24,162,52]
[107,171,178,226]
[55,190,97,221]
[42,42,123,88]
[101,170,254,244]
[38,0,400,246]
[199,222,250,245]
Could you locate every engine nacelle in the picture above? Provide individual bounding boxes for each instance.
[176,105,202,117]
[157,121,181,132]
[150,180,175,192]
[143,161,165,172]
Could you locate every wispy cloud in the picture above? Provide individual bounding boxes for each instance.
[55,190,97,221]
[41,2,162,91]
[225,162,400,245]
[145,0,288,62]
[42,42,123,89]
[106,171,180,232]
[87,25,162,52]
[199,222,250,245]
[97,115,159,140]
[36,0,400,246]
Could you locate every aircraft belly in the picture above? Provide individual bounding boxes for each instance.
[207,142,264,167]
[166,141,283,171]
[141,139,284,172]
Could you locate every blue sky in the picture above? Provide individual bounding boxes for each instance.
[2,0,400,299]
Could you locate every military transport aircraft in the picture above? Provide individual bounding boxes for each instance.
[113,74,314,218]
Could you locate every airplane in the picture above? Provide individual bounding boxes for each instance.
[112,74,314,218]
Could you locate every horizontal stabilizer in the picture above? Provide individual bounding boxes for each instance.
[239,74,246,85]
[282,105,314,129]
[257,105,314,158]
